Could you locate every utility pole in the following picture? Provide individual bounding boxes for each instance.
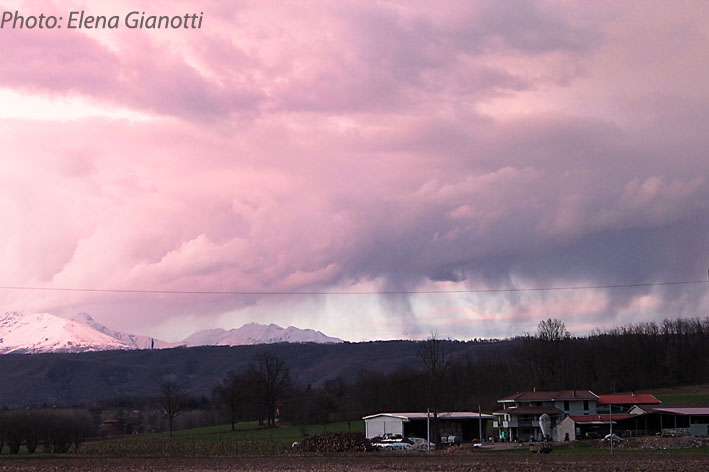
[610,403,613,455]
[427,408,431,451]
[478,404,483,444]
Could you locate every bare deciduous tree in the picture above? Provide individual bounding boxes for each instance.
[417,332,448,448]
[215,370,242,431]
[159,380,186,437]
[537,318,570,342]
[250,352,291,428]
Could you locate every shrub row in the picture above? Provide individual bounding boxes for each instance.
[0,409,92,454]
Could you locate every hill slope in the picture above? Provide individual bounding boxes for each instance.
[0,340,488,407]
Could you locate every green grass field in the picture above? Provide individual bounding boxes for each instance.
[2,416,707,459]
[171,420,364,445]
[653,392,709,406]
[645,384,709,406]
[79,420,364,457]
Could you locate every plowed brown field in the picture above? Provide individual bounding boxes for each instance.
[0,453,708,472]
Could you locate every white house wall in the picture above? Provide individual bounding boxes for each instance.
[555,417,577,442]
[553,400,597,415]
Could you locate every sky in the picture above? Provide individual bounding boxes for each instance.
[0,0,707,342]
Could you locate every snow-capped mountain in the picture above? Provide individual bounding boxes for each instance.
[0,312,343,354]
[0,312,130,354]
[71,312,175,349]
[182,322,343,346]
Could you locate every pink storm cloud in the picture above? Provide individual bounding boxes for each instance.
[0,0,707,341]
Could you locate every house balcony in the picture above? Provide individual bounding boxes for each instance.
[515,420,540,428]
[499,420,540,429]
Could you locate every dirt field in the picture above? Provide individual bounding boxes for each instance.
[0,453,708,472]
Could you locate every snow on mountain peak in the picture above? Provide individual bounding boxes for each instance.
[183,322,343,347]
[0,312,130,354]
[0,312,343,354]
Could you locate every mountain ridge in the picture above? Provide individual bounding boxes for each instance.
[183,322,343,346]
[70,313,177,350]
[0,312,343,354]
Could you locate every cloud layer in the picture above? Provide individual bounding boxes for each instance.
[0,1,707,341]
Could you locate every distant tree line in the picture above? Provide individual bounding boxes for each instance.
[275,317,709,421]
[213,352,291,429]
[0,410,92,454]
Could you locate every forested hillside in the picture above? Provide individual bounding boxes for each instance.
[0,340,487,407]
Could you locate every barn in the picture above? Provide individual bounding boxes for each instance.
[363,412,494,441]
[628,406,709,437]
[555,413,640,441]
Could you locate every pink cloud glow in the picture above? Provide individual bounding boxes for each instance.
[0,1,707,341]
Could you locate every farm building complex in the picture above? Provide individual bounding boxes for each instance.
[493,390,709,442]
[363,390,709,444]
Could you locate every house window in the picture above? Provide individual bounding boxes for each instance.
[584,400,589,411]
[564,400,569,410]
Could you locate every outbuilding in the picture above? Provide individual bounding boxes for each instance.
[628,406,709,436]
[556,413,641,441]
[363,412,494,441]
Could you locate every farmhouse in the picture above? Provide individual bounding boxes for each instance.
[493,390,599,442]
[363,412,494,441]
[496,388,709,440]
[99,418,124,437]
[546,393,664,439]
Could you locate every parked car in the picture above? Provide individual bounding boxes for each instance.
[408,437,435,449]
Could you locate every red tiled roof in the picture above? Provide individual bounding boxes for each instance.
[598,393,660,405]
[568,414,638,424]
[497,390,598,402]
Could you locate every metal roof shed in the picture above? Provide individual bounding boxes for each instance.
[362,412,495,441]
